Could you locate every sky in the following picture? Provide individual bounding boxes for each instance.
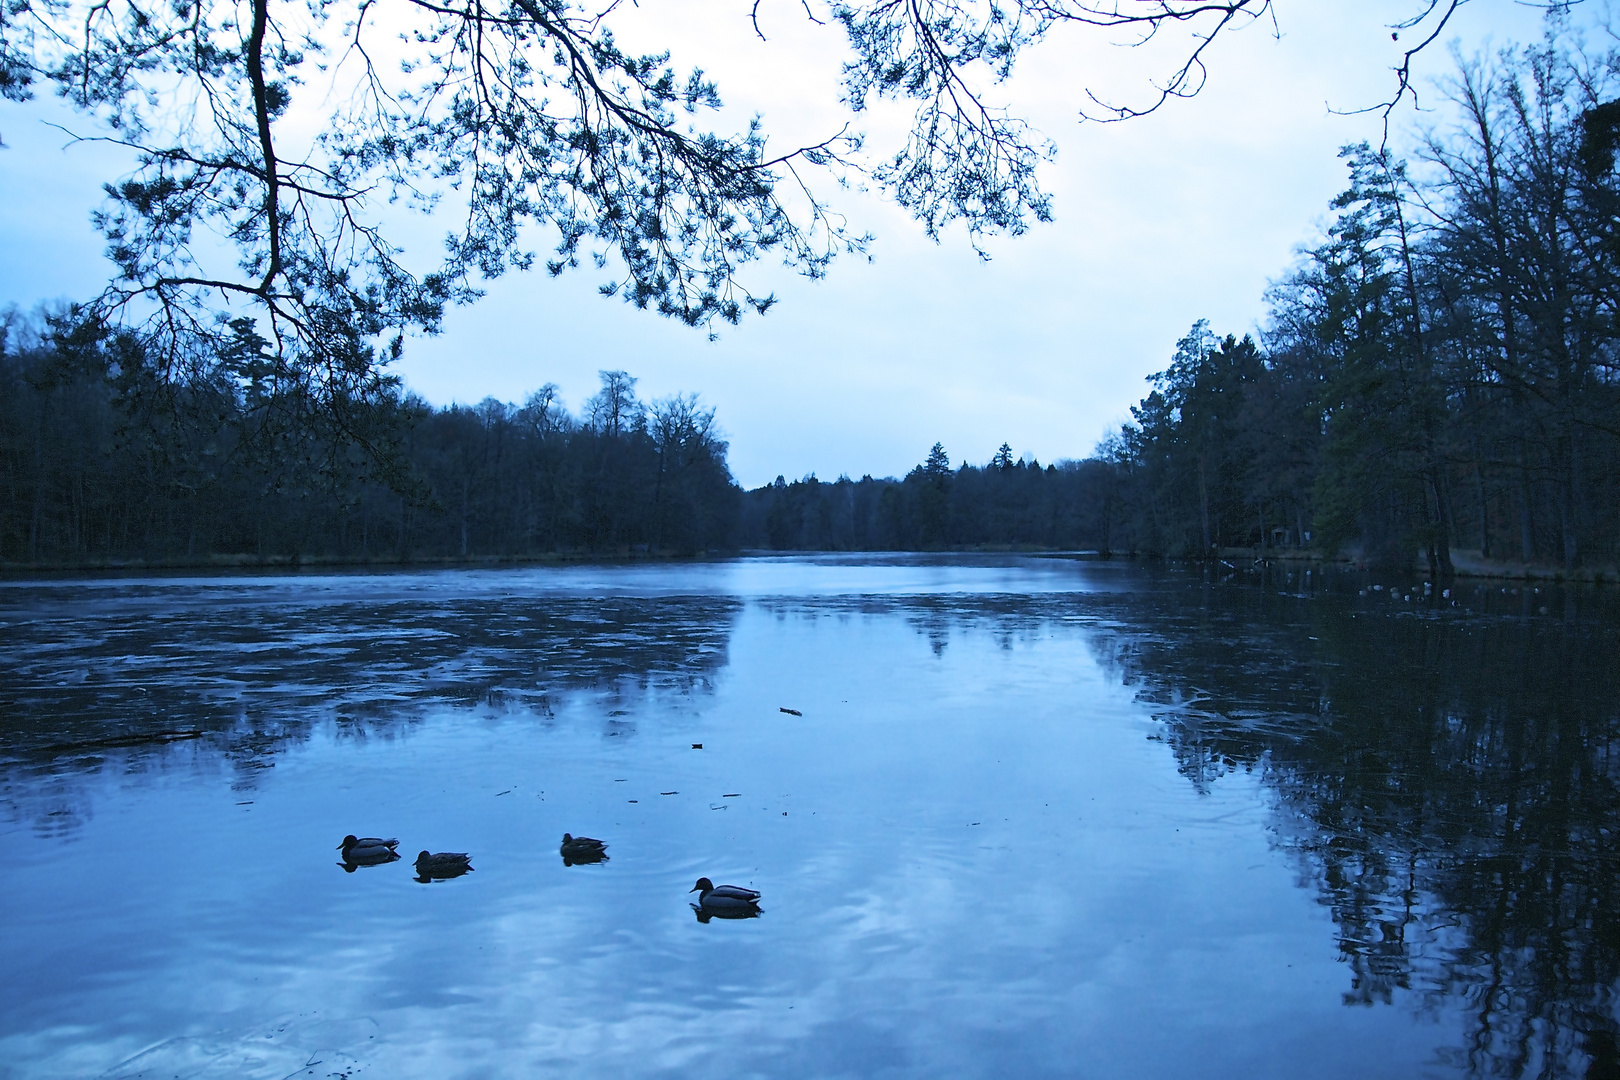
[0,1,1582,487]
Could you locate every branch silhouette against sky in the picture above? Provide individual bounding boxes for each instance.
[0,0,1515,407]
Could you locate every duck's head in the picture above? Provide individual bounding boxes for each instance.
[690,877,714,893]
[562,834,574,843]
[415,850,432,863]
[337,834,359,850]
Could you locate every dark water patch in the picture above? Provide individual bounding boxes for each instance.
[0,583,742,768]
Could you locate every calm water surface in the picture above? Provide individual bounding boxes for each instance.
[0,556,1616,1079]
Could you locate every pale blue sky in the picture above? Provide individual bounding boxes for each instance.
[0,1,1570,487]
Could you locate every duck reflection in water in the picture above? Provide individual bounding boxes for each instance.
[414,850,473,883]
[559,833,608,866]
[337,834,400,871]
[690,877,761,922]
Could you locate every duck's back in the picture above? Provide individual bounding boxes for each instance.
[701,884,761,907]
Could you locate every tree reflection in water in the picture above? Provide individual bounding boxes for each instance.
[1090,573,1620,1080]
[3,565,1616,1077]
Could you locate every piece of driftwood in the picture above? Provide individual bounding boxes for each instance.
[41,729,205,753]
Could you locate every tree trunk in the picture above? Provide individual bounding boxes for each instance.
[1423,482,1440,582]
[1433,468,1455,577]
[29,394,48,563]
[1562,433,1580,570]
[1198,454,1211,555]
[1517,448,1535,563]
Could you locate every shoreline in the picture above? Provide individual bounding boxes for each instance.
[1209,546,1617,584]
[0,549,720,577]
[1,546,1612,584]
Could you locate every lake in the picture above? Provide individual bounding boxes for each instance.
[1,555,1616,1079]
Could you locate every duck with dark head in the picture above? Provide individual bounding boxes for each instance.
[337,835,400,870]
[690,877,761,922]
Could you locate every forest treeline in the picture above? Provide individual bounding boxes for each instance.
[752,34,1620,574]
[0,317,738,563]
[1111,34,1620,574]
[738,444,1114,552]
[5,33,1619,573]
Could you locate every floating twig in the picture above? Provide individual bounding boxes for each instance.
[41,729,204,753]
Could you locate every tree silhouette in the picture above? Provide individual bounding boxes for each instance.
[0,0,1472,412]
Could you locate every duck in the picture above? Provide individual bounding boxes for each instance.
[689,877,761,911]
[560,833,608,864]
[337,835,400,865]
[560,833,606,855]
[414,850,473,880]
